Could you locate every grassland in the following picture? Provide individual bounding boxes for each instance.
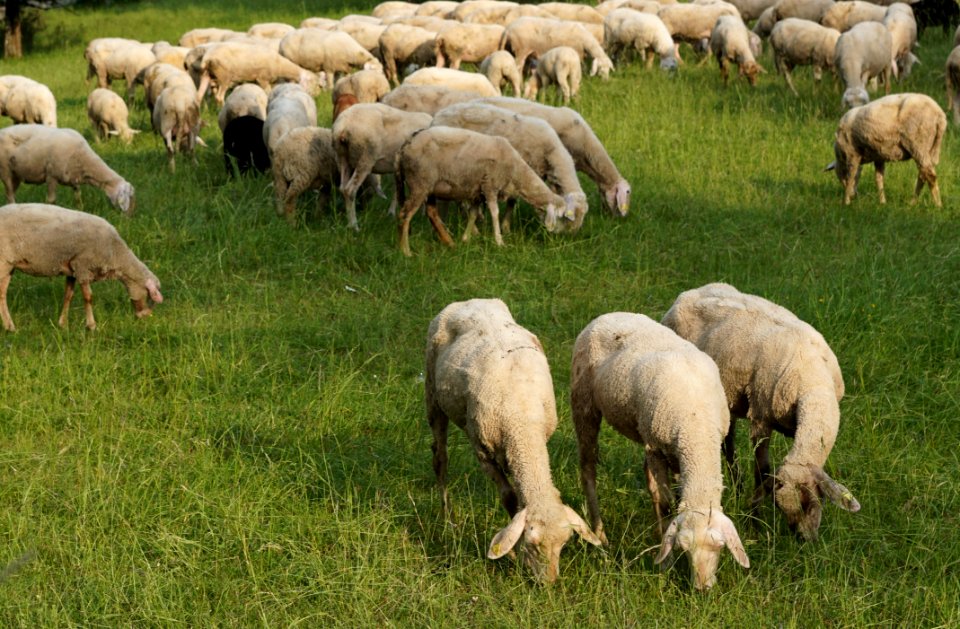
[0,0,958,625]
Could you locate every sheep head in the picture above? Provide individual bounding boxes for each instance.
[603,180,631,217]
[774,462,860,542]
[590,56,614,80]
[108,180,136,215]
[127,275,163,319]
[739,61,764,87]
[841,87,869,110]
[487,504,602,583]
[655,509,750,591]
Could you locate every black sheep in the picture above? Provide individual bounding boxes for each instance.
[222,115,270,176]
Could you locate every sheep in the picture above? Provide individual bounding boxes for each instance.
[463,4,546,26]
[332,103,433,231]
[152,84,202,173]
[883,3,919,79]
[947,45,960,124]
[332,68,391,106]
[479,51,523,96]
[413,1,459,18]
[0,125,135,214]
[769,19,842,95]
[271,126,340,224]
[87,88,139,143]
[261,84,319,158]
[753,6,779,37]
[217,83,269,133]
[500,17,615,79]
[661,283,861,541]
[333,20,389,57]
[196,42,325,106]
[102,43,157,101]
[820,0,888,32]
[395,127,571,255]
[727,0,779,21]
[447,0,517,22]
[378,23,438,85]
[0,77,57,127]
[603,9,679,70]
[657,1,741,57]
[402,67,499,97]
[145,65,196,114]
[524,46,583,104]
[434,23,505,70]
[83,37,143,87]
[710,15,764,86]
[569,312,750,590]
[538,2,605,23]
[771,0,836,24]
[432,102,588,231]
[379,83,490,114]
[151,41,190,68]
[248,22,296,40]
[425,298,601,581]
[222,115,270,176]
[300,17,340,31]
[178,28,243,48]
[279,29,382,81]
[825,93,945,206]
[477,97,631,216]
[372,1,419,19]
[0,203,162,332]
[834,21,895,109]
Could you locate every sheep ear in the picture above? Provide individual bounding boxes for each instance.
[488,508,527,559]
[562,194,578,221]
[655,515,682,564]
[812,467,860,512]
[823,162,837,172]
[107,129,120,136]
[714,512,750,569]
[590,57,600,77]
[563,505,603,547]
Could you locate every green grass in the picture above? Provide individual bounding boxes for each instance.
[1,0,959,625]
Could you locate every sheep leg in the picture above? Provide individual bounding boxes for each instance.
[397,192,426,257]
[341,158,374,231]
[644,451,674,537]
[45,179,58,204]
[570,385,607,543]
[718,57,730,85]
[501,199,515,236]
[461,205,481,242]
[0,273,14,332]
[484,194,503,246]
[842,157,861,204]
[80,282,96,331]
[57,276,77,328]
[723,417,743,492]
[428,401,451,517]
[916,164,941,207]
[874,162,886,204]
[425,199,455,248]
[749,424,773,510]
[4,174,19,203]
[476,449,519,517]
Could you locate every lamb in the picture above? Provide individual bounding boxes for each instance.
[0,125,135,214]
[222,115,270,176]
[834,21,895,109]
[825,93,945,206]
[395,127,570,255]
[378,23,438,85]
[479,51,523,96]
[769,19,842,95]
[272,126,339,224]
[425,298,603,582]
[332,103,432,231]
[500,17,615,79]
[402,67,499,97]
[196,42,325,106]
[947,45,960,124]
[279,29,382,81]
[432,102,587,231]
[379,83,489,114]
[262,84,318,157]
[661,283,861,541]
[603,9,679,70]
[217,83,269,133]
[87,88,139,143]
[820,0,887,32]
[0,203,162,332]
[0,77,57,127]
[152,84,202,173]
[476,97,632,215]
[434,23,505,70]
[524,46,583,104]
[570,312,750,590]
[710,15,764,86]
[883,3,919,79]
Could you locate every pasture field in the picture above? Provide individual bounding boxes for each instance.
[1,0,959,625]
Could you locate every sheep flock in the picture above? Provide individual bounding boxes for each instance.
[7,0,960,594]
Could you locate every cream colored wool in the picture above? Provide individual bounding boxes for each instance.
[499,16,615,79]
[834,21,894,109]
[769,19,841,95]
[380,83,486,114]
[479,50,523,96]
[710,15,764,85]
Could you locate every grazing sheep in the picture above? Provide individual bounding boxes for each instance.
[0,125,135,214]
[603,9,679,70]
[373,1,419,19]
[570,312,750,590]
[524,46,583,104]
[0,203,162,331]
[771,0,837,24]
[272,126,339,223]
[145,65,196,114]
[434,23,505,70]
[261,84,318,157]
[0,77,57,127]
[710,15,764,86]
[464,4,546,26]
[834,21,894,109]
[396,126,571,255]
[446,0,514,22]
[479,51,523,96]
[331,68,391,105]
[151,41,190,68]
[178,27,242,48]
[87,88,139,143]
[826,92,945,206]
[539,2,605,23]
[279,29,382,81]
[913,0,960,37]
[152,84,202,173]
[414,1,459,18]
[196,42,325,106]
[753,6,779,37]
[727,0,779,21]
[477,97,632,216]
[378,23,438,85]
[83,37,143,87]
[300,17,339,31]
[425,298,603,582]
[657,1,741,56]
[222,115,270,176]
[947,45,960,124]
[380,83,489,114]
[248,22,296,40]
[334,19,389,57]
[500,17,615,79]
[821,0,888,32]
[661,283,861,541]
[332,103,433,231]
[883,3,919,79]
[217,83,269,133]
[402,67,499,97]
[333,94,359,122]
[769,19,842,95]
[102,43,157,101]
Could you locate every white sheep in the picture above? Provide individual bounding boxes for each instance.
[463,4,546,26]
[425,298,601,582]
[0,125,135,214]
[378,23,438,85]
[414,1,459,18]
[433,23,504,70]
[152,84,202,173]
[479,50,523,96]
[661,283,861,541]
[0,203,162,332]
[248,22,296,40]
[524,46,583,104]
[402,67,499,97]
[271,126,339,223]
[196,42,325,106]
[279,29,382,81]
[83,37,143,87]
[947,45,960,124]
[102,43,157,101]
[727,0,779,21]
[603,9,679,71]
[151,41,190,69]
[301,17,340,31]
[217,83,269,132]
[657,1,741,58]
[332,103,432,231]
[396,126,572,255]
[710,15,764,86]
[447,0,517,22]
[87,88,139,143]
[770,0,837,25]
[769,18,842,96]
[372,1,419,19]
[477,97,632,216]
[145,64,196,114]
[825,92,945,206]
[499,17,615,79]
[0,76,57,127]
[432,101,587,231]
[820,0,887,32]
[333,19,389,57]
[178,27,243,48]
[261,84,319,159]
[883,3,919,79]
[539,1,605,23]
[332,68,391,106]
[570,312,750,590]
[380,83,490,114]
[834,21,895,109]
